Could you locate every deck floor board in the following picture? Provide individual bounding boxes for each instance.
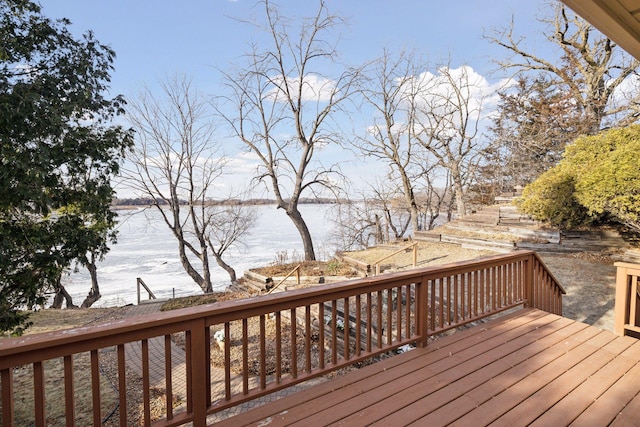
[212,308,640,427]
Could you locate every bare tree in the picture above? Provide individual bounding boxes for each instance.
[413,65,489,217]
[218,0,359,261]
[124,75,256,292]
[330,179,412,251]
[488,4,640,134]
[355,49,427,234]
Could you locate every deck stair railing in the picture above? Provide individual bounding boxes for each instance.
[137,277,157,304]
[266,264,302,294]
[0,251,564,427]
[373,241,419,275]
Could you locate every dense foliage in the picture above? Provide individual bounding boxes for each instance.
[0,0,133,333]
[518,126,640,231]
[479,6,640,202]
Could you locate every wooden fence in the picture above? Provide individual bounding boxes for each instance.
[0,251,564,426]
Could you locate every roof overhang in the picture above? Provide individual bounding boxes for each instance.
[561,0,640,60]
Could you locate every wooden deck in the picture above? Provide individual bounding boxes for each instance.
[216,308,640,426]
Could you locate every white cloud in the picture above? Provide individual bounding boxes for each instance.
[267,74,337,103]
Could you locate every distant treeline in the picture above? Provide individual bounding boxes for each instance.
[112,197,342,206]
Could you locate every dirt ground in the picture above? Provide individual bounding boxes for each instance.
[538,251,618,331]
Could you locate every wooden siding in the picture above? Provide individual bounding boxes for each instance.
[217,308,640,426]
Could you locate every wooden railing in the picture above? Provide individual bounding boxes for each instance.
[0,251,564,426]
[614,261,640,337]
[373,241,418,275]
[137,277,158,304]
[266,264,301,294]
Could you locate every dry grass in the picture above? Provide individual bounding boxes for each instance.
[343,241,497,272]
[252,259,359,277]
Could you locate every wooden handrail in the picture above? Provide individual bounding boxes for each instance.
[373,241,419,275]
[0,251,564,426]
[137,277,157,304]
[267,264,302,294]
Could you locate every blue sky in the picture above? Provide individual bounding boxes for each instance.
[42,1,553,98]
[40,0,560,198]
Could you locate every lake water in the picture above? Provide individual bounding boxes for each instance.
[62,204,337,307]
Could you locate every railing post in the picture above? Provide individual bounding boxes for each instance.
[1,368,14,426]
[614,262,634,336]
[415,277,429,348]
[524,255,533,309]
[189,318,209,426]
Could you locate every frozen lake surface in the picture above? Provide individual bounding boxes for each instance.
[63,204,336,307]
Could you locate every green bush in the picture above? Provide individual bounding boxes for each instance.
[517,165,590,228]
[570,127,640,231]
[518,125,640,231]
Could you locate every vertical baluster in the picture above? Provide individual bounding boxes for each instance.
[492,266,498,311]
[376,291,383,349]
[515,261,521,302]
[291,308,298,377]
[205,327,211,407]
[480,269,486,314]
[355,294,362,356]
[332,301,338,364]
[317,305,324,369]
[305,306,312,372]
[496,265,502,309]
[501,264,506,308]
[275,313,282,383]
[224,322,231,400]
[548,272,553,312]
[260,314,267,388]
[366,293,372,353]
[466,272,471,320]
[185,330,192,412]
[164,335,173,420]
[90,350,101,426]
[396,286,403,341]
[430,279,436,332]
[453,275,459,323]
[242,318,249,394]
[117,344,127,427]
[142,339,151,425]
[505,264,510,306]
[503,263,508,306]
[33,361,45,427]
[405,284,411,339]
[519,260,525,301]
[1,368,14,426]
[416,277,429,347]
[386,289,393,345]
[471,271,476,318]
[344,297,350,360]
[64,355,74,427]
[438,278,444,329]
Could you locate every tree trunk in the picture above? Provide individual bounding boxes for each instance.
[214,253,237,283]
[400,170,420,234]
[200,245,213,293]
[81,259,101,308]
[51,280,78,309]
[286,207,316,261]
[451,163,467,217]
